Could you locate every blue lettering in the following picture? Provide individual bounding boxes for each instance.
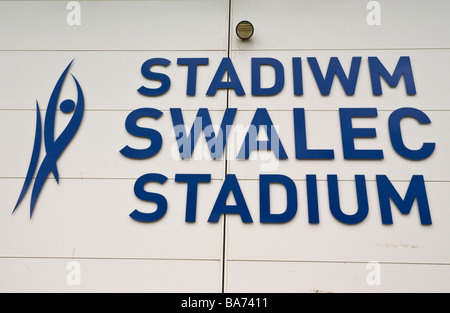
[237,108,288,160]
[377,175,432,225]
[328,175,369,225]
[294,108,335,159]
[308,57,361,96]
[339,108,384,160]
[175,174,212,223]
[251,57,285,96]
[177,58,209,96]
[170,108,237,159]
[120,108,163,159]
[138,58,171,96]
[369,56,416,95]
[208,174,253,223]
[389,108,435,160]
[206,58,245,96]
[130,173,168,223]
[260,175,297,223]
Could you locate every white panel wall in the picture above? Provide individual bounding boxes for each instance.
[0,0,229,293]
[224,0,450,293]
[0,0,229,51]
[1,0,449,293]
[0,258,220,293]
[231,0,450,50]
[227,262,450,293]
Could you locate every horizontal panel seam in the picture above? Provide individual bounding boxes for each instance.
[0,177,225,181]
[0,109,449,112]
[0,49,227,52]
[1,48,449,52]
[227,259,450,266]
[0,256,221,262]
[0,178,448,183]
[233,48,450,52]
[0,109,228,112]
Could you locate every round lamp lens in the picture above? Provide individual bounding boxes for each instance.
[236,21,254,40]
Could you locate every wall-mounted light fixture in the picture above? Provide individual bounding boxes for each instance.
[236,21,254,40]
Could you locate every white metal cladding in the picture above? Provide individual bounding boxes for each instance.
[0,0,449,293]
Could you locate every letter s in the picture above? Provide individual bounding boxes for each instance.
[120,108,163,159]
[130,173,168,223]
[138,58,171,96]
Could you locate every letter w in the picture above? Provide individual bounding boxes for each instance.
[308,57,362,96]
[170,108,237,159]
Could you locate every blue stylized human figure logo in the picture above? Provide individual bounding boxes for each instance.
[13,60,84,218]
